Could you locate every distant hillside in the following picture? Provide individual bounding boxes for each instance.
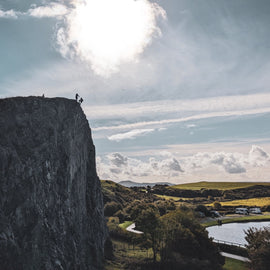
[101,180,157,206]
[118,180,172,188]
[171,181,270,191]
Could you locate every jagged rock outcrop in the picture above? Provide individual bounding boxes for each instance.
[0,97,107,270]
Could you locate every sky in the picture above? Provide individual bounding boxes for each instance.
[1,0,270,184]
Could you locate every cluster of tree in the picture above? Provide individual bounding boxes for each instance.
[102,181,225,269]
[222,185,270,200]
[152,185,222,198]
[151,184,270,201]
[102,180,177,223]
[134,205,224,269]
[245,226,270,270]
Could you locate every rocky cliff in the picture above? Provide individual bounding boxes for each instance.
[0,97,107,270]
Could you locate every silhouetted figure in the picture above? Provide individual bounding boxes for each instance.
[42,94,45,98]
[75,93,79,101]
[79,97,83,104]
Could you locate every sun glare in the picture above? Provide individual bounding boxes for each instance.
[62,0,166,76]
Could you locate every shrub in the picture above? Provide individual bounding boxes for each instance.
[195,205,211,217]
[104,201,122,217]
[245,227,270,270]
[160,210,224,269]
[213,202,222,210]
[114,210,126,223]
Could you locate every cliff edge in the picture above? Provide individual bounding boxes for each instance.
[0,97,107,270]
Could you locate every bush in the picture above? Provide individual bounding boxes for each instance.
[114,210,126,223]
[195,205,211,217]
[245,227,270,270]
[104,201,122,217]
[160,210,224,269]
[213,202,222,210]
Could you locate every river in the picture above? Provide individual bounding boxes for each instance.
[206,221,270,246]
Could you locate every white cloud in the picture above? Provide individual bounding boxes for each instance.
[108,128,155,141]
[28,3,68,18]
[97,152,184,180]
[0,3,68,19]
[0,9,20,19]
[249,145,269,167]
[93,106,270,131]
[181,145,270,175]
[107,153,127,167]
[85,93,270,120]
[56,0,166,77]
[186,124,196,128]
[159,158,184,173]
[184,152,246,174]
[96,145,270,181]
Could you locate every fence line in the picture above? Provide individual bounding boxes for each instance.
[213,239,246,248]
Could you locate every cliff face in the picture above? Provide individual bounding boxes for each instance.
[0,97,107,270]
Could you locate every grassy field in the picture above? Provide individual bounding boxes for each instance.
[105,239,154,270]
[223,257,247,270]
[202,214,270,227]
[212,197,270,207]
[171,181,270,190]
[119,221,133,229]
[155,194,190,201]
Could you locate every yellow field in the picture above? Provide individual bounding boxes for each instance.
[171,181,270,190]
[218,197,270,207]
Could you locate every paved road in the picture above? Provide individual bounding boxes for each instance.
[126,223,143,234]
[221,252,250,262]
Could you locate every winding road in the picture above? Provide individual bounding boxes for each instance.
[126,223,143,234]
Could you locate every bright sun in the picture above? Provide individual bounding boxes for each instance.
[60,0,166,76]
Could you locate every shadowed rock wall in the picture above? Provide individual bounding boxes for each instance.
[0,97,107,270]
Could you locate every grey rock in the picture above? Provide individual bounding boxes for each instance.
[0,97,107,270]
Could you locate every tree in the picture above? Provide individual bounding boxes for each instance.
[245,227,270,270]
[135,207,161,262]
[213,201,222,210]
[104,201,122,216]
[114,210,126,223]
[160,209,224,269]
[195,204,211,216]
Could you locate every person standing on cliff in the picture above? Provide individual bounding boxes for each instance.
[75,93,79,101]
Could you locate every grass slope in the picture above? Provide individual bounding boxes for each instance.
[223,257,247,270]
[119,221,133,229]
[171,181,270,190]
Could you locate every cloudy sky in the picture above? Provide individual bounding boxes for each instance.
[1,0,270,183]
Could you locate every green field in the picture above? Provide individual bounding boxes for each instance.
[105,239,155,270]
[215,197,270,207]
[119,221,133,229]
[223,257,247,270]
[171,181,270,190]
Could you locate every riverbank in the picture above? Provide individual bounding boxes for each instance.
[201,213,270,227]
